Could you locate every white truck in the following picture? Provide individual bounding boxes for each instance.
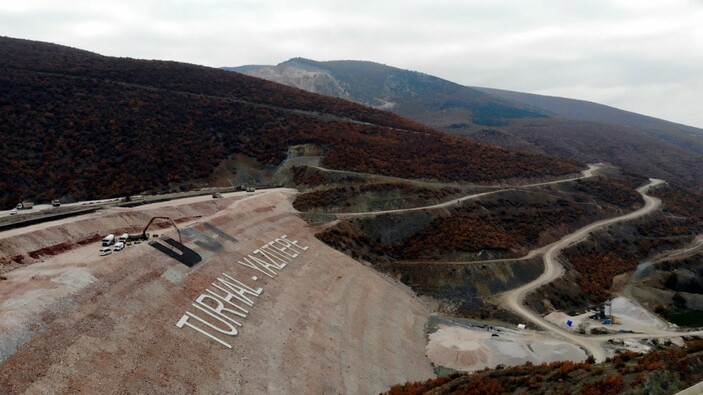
[102,234,115,246]
[16,201,34,210]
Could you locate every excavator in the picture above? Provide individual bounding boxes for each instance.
[129,216,182,245]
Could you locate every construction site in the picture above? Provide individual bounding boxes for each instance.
[0,189,435,393]
[1,176,702,393]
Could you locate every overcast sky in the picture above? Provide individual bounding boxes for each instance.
[2,0,702,128]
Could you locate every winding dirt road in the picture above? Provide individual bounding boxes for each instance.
[319,163,698,363]
[502,179,666,362]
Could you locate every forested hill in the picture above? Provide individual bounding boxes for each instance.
[0,37,579,208]
[234,58,703,190]
[0,38,431,133]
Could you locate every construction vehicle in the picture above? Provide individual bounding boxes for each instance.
[16,201,34,210]
[102,234,115,246]
[129,216,182,244]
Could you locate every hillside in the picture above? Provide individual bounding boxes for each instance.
[0,37,580,209]
[491,118,703,187]
[388,343,703,395]
[227,58,549,127]
[476,86,703,153]
[4,37,703,393]
[233,59,703,190]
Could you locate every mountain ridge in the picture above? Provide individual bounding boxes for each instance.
[227,57,551,125]
[475,86,703,154]
[231,58,703,189]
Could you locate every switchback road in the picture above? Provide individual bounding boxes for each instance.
[502,179,667,362]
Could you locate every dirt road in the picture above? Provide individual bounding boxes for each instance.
[502,179,665,362]
[335,163,603,218]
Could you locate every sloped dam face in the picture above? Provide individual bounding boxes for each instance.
[0,189,434,393]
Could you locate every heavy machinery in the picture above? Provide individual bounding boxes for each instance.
[129,216,182,244]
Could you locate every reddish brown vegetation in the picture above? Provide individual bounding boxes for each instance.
[0,37,579,208]
[561,184,703,305]
[293,183,461,211]
[580,374,624,395]
[654,186,703,217]
[501,118,703,192]
[387,343,703,395]
[290,166,334,187]
[318,180,641,264]
[399,213,515,258]
[573,178,643,208]
[392,198,595,260]
[566,249,638,302]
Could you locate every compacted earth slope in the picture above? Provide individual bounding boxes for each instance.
[0,190,434,393]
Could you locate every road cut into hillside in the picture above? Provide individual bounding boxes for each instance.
[0,189,435,393]
[502,179,673,362]
[334,163,604,218]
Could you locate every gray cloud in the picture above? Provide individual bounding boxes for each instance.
[1,0,701,127]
